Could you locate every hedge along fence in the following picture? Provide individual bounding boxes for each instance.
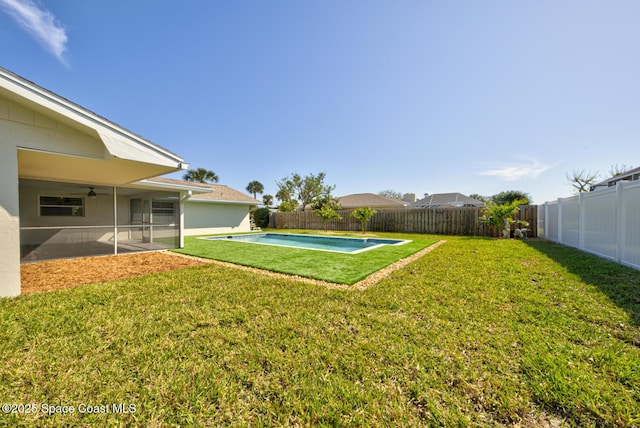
[270,206,538,237]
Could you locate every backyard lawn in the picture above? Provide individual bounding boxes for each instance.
[173,232,438,285]
[1,232,638,426]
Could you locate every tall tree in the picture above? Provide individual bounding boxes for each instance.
[183,167,219,183]
[378,189,403,200]
[566,169,599,194]
[608,164,634,177]
[469,193,489,203]
[311,194,341,211]
[246,180,264,199]
[491,190,531,205]
[276,172,335,211]
[262,194,273,208]
[275,178,297,211]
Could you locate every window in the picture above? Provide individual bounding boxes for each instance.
[39,196,85,217]
[151,200,177,224]
[152,201,176,215]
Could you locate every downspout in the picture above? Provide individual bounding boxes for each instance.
[113,186,118,255]
[179,190,192,248]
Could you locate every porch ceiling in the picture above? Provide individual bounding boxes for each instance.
[18,149,179,186]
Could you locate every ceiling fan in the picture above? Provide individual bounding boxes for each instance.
[71,186,111,198]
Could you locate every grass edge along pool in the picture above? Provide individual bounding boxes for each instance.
[201,233,411,254]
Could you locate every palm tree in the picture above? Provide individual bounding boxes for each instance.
[246,180,264,199]
[183,168,219,183]
[262,194,273,208]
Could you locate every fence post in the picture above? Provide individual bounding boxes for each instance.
[544,202,549,239]
[578,192,585,250]
[557,198,564,244]
[616,182,625,263]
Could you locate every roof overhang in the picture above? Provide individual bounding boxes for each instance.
[18,148,188,186]
[2,67,188,185]
[129,179,213,194]
[186,198,258,206]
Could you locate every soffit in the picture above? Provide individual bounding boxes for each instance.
[18,149,178,186]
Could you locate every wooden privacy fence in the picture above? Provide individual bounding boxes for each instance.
[271,206,538,237]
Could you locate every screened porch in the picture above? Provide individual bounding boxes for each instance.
[19,179,183,263]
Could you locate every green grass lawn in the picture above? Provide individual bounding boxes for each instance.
[1,233,639,426]
[173,230,437,284]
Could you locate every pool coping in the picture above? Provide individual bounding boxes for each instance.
[198,232,411,254]
[171,240,446,291]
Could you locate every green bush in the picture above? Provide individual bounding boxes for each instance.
[350,207,377,233]
[253,207,271,228]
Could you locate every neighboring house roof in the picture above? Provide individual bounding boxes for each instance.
[590,166,640,191]
[147,177,261,205]
[192,184,261,205]
[411,193,485,208]
[338,193,409,209]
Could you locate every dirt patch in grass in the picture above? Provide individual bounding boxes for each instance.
[20,251,207,294]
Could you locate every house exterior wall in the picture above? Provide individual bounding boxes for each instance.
[184,202,252,235]
[1,95,105,159]
[0,92,105,297]
[18,183,132,247]
[1,70,188,296]
[0,140,20,297]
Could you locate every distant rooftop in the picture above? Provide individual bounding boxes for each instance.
[590,166,640,191]
[148,177,261,204]
[411,193,485,208]
[338,193,409,209]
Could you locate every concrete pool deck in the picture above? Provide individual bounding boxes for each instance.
[201,232,411,254]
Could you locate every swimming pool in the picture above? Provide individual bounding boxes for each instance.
[202,233,410,254]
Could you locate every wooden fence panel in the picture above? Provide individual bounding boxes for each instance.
[271,206,538,237]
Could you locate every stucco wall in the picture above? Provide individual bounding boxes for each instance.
[1,92,102,296]
[18,183,132,246]
[0,141,20,297]
[0,95,103,158]
[1,84,184,294]
[184,201,252,235]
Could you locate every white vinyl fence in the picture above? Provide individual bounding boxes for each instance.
[538,181,640,270]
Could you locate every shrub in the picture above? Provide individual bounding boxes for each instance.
[253,207,271,228]
[313,205,342,231]
[350,207,377,233]
[479,199,529,238]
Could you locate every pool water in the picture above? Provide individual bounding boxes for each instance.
[203,233,409,254]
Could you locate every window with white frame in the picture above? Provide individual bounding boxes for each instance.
[151,200,176,215]
[39,196,85,217]
[151,200,177,224]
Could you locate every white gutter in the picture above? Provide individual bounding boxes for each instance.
[186,199,259,206]
[131,179,212,194]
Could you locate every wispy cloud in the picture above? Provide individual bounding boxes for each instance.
[480,161,550,182]
[0,0,68,63]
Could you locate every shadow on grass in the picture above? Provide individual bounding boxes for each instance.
[524,239,640,327]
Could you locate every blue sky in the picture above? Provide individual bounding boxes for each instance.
[2,0,639,204]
